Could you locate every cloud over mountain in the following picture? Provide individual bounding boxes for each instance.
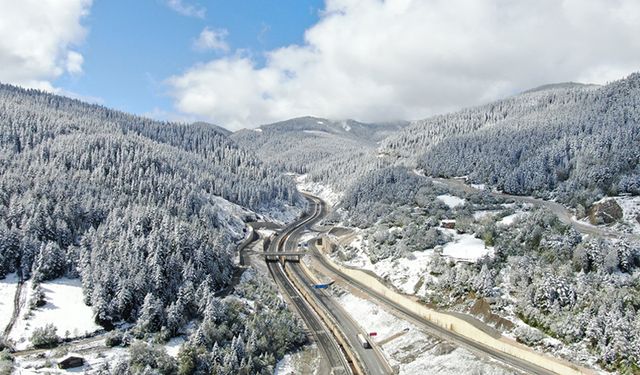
[166,0,640,130]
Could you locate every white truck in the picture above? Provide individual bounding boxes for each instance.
[357,333,371,349]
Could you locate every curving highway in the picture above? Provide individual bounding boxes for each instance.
[266,200,352,375]
[284,194,392,375]
[267,194,392,375]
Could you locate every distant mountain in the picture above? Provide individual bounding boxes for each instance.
[520,82,601,94]
[239,116,407,143]
[231,117,408,191]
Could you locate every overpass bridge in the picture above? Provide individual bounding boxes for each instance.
[246,250,309,262]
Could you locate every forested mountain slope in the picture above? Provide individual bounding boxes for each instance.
[381,74,640,205]
[231,116,407,191]
[0,84,305,372]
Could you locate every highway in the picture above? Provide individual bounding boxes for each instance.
[267,194,392,375]
[305,193,584,375]
[266,200,352,375]
[283,194,392,375]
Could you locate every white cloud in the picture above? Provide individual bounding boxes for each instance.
[0,0,92,90]
[66,51,84,75]
[166,0,205,18]
[166,0,640,130]
[193,27,229,52]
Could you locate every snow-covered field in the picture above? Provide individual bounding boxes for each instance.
[441,232,493,261]
[436,194,466,209]
[0,273,19,332]
[9,278,101,350]
[335,291,517,375]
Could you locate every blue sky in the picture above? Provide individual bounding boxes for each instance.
[2,0,640,129]
[57,0,323,117]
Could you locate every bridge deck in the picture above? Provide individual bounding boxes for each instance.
[248,251,308,256]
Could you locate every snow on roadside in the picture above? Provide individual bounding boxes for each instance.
[336,230,491,294]
[274,353,297,375]
[256,229,276,238]
[0,273,19,332]
[9,278,101,350]
[361,250,434,295]
[335,291,516,375]
[296,174,342,207]
[436,194,466,209]
[275,345,321,375]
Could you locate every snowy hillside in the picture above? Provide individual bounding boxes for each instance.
[231,116,408,192]
[0,83,307,373]
[380,73,640,206]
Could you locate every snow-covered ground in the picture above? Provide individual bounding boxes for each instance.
[256,228,277,238]
[302,129,331,136]
[14,340,129,374]
[211,196,251,237]
[441,230,493,261]
[274,344,321,375]
[613,196,640,235]
[164,336,185,358]
[498,212,528,226]
[336,228,493,294]
[343,242,434,295]
[275,353,298,375]
[436,194,466,209]
[0,273,19,332]
[9,278,101,350]
[335,291,517,375]
[473,210,500,220]
[296,174,342,207]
